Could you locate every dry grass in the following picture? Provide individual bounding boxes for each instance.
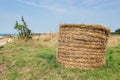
[107,34,120,48]
[32,33,58,41]
[32,33,58,48]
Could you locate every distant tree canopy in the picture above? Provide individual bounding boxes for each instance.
[14,16,32,40]
[115,28,120,34]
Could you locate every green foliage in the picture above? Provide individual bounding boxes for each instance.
[8,70,20,80]
[107,48,114,54]
[115,28,120,34]
[36,53,60,68]
[14,16,32,40]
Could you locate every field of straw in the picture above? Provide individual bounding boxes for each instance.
[107,34,120,48]
[32,33,58,48]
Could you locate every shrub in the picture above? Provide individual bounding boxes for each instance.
[115,28,120,34]
[14,16,32,40]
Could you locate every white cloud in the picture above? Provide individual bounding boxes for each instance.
[17,0,67,13]
[16,0,120,14]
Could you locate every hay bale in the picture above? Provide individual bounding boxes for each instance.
[57,24,110,69]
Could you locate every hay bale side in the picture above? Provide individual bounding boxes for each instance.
[57,24,110,69]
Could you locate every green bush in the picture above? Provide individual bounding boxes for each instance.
[115,28,120,34]
[14,16,32,40]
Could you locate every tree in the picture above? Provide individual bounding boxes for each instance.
[115,28,120,34]
[14,16,32,40]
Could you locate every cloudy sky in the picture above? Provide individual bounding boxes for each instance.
[0,0,120,33]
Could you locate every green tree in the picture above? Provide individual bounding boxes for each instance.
[14,16,32,40]
[115,28,120,34]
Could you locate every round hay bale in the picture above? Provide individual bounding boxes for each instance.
[57,24,110,69]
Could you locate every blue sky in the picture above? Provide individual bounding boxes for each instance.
[0,0,120,33]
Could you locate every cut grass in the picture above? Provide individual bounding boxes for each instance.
[0,35,120,80]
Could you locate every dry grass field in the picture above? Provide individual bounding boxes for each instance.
[32,33,58,48]
[107,34,120,48]
[0,33,120,80]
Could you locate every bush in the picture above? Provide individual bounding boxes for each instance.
[14,16,32,40]
[115,28,120,34]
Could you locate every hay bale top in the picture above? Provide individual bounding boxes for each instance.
[60,24,111,34]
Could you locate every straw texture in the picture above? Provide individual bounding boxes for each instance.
[57,24,110,69]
